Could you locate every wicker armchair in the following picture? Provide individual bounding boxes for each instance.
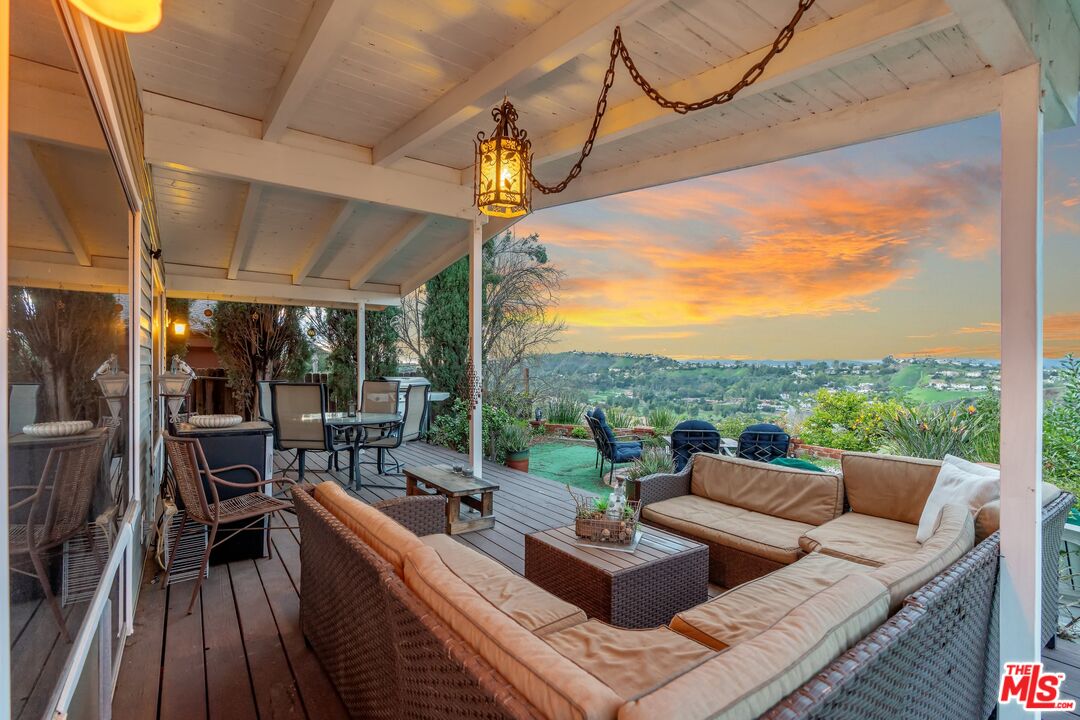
[163,434,297,613]
[9,435,107,642]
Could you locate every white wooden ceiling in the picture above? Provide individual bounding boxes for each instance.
[8,0,130,293]
[116,0,1080,303]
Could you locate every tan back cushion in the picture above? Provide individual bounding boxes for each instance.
[620,574,888,720]
[404,544,623,720]
[841,452,941,524]
[421,534,586,636]
[689,453,843,526]
[974,482,1063,543]
[313,482,423,577]
[869,503,974,610]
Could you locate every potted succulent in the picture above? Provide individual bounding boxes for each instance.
[501,421,532,472]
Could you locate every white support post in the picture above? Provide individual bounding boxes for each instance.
[998,62,1044,717]
[356,301,366,410]
[468,215,483,478]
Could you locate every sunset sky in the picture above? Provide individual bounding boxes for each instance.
[514,115,1080,360]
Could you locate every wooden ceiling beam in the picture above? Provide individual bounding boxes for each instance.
[262,0,372,142]
[397,216,517,296]
[349,214,434,289]
[531,0,959,168]
[22,140,93,266]
[227,183,263,280]
[945,0,1035,74]
[371,0,667,167]
[11,59,106,151]
[144,112,476,219]
[293,200,357,285]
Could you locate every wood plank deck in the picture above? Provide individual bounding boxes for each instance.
[112,440,590,719]
[1044,638,1080,718]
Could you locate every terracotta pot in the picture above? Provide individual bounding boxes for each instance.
[505,451,529,472]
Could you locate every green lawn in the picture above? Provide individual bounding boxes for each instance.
[905,387,975,405]
[890,365,923,391]
[528,441,614,494]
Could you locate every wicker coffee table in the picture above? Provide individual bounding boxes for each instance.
[524,524,708,629]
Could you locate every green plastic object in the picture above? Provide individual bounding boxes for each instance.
[770,457,826,473]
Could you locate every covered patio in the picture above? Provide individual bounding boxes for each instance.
[4,0,1080,718]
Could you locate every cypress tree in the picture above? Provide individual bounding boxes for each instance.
[421,257,471,395]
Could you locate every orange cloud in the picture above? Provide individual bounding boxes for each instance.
[614,330,700,341]
[913,313,1080,358]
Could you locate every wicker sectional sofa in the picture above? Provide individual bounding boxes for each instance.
[293,453,1072,720]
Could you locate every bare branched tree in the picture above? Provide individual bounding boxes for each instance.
[390,231,564,398]
[482,232,565,395]
[395,287,426,366]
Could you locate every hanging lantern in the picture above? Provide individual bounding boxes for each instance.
[307,327,317,338]
[475,98,531,218]
[68,0,162,33]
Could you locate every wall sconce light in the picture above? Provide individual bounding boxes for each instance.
[172,321,187,337]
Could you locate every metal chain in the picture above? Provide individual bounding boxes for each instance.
[529,0,815,194]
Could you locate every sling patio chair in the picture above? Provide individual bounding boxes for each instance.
[162,434,298,613]
[355,382,427,487]
[270,382,354,483]
[9,435,107,642]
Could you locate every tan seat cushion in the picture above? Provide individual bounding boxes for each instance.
[670,552,871,651]
[619,575,889,720]
[690,453,844,526]
[799,512,921,566]
[643,496,811,565]
[840,452,941,524]
[544,620,716,700]
[403,544,623,720]
[420,534,586,636]
[868,503,974,610]
[975,482,1063,543]
[313,482,423,577]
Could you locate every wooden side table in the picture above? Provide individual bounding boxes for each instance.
[404,465,500,534]
[525,525,708,628]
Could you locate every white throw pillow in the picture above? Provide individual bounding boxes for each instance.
[916,455,1000,543]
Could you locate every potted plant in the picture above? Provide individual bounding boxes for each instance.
[501,421,532,472]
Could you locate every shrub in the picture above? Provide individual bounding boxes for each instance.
[646,407,679,435]
[1046,355,1080,497]
[879,402,992,461]
[429,398,515,461]
[624,446,674,482]
[800,389,906,451]
[605,406,637,430]
[713,413,764,440]
[546,394,587,424]
[569,426,590,440]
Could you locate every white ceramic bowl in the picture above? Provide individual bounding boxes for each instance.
[188,414,243,429]
[22,420,94,437]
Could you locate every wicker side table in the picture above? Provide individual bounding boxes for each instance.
[524,525,709,629]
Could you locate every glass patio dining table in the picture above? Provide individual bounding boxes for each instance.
[301,411,403,484]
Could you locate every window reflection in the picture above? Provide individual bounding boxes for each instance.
[8,0,131,715]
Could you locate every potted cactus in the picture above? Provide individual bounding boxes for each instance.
[501,421,532,472]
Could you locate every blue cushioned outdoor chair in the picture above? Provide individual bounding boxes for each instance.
[586,407,643,484]
[737,422,790,463]
[670,419,721,472]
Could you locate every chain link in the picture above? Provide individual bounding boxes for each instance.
[529,0,816,194]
